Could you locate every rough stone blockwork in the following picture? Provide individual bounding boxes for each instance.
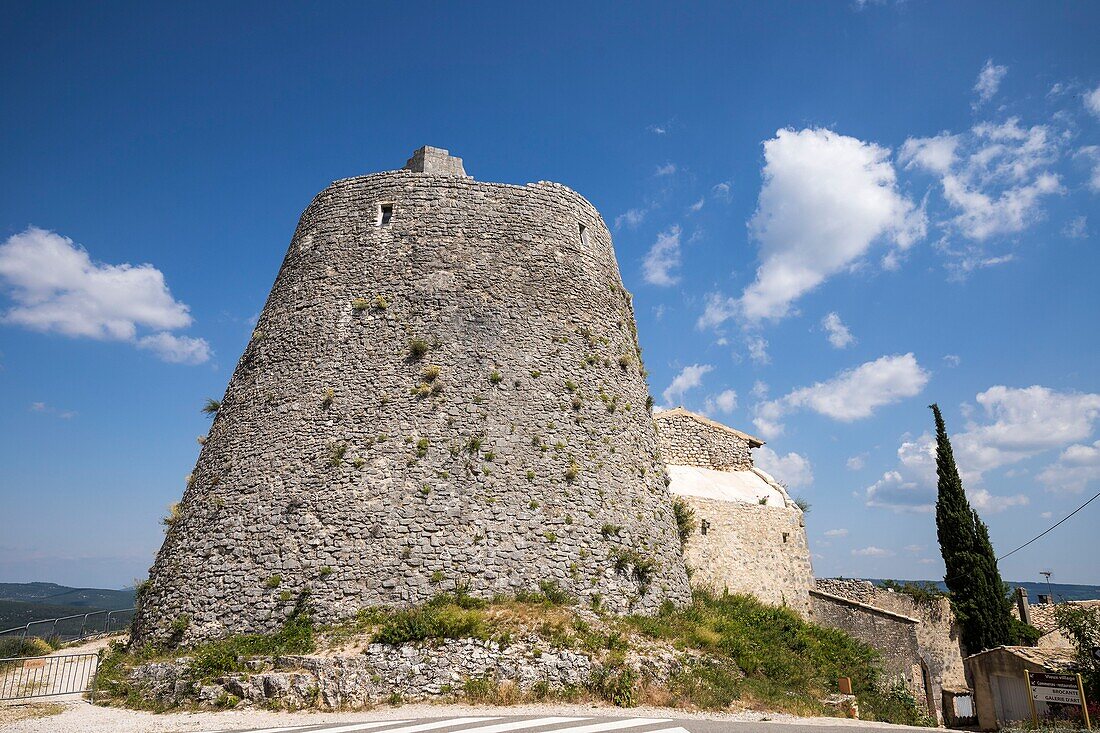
[126,639,684,710]
[686,498,813,616]
[810,589,927,707]
[814,578,966,722]
[132,152,692,646]
[654,410,756,471]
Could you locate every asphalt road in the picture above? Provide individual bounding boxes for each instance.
[197,714,926,733]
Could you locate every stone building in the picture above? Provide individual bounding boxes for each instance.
[132,147,692,646]
[813,578,969,723]
[654,408,815,617]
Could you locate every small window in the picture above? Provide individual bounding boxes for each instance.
[700,519,710,536]
[578,223,590,247]
[377,203,394,227]
[782,532,789,544]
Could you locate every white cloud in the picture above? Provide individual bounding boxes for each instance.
[866,385,1100,512]
[696,291,737,330]
[974,60,1008,105]
[0,227,210,364]
[614,208,647,230]
[1040,511,1053,519]
[738,128,925,322]
[1078,146,1100,193]
[1063,216,1088,239]
[642,225,682,286]
[137,333,213,365]
[905,119,1064,271]
[899,133,959,174]
[29,401,76,419]
[751,380,769,399]
[1038,439,1100,494]
[689,197,706,213]
[1085,84,1100,119]
[648,124,667,135]
[662,364,713,406]
[846,455,866,471]
[755,446,814,488]
[943,354,962,367]
[824,528,848,537]
[712,181,733,202]
[703,389,738,415]
[904,544,924,554]
[655,163,677,177]
[822,312,855,348]
[747,336,770,365]
[852,546,894,557]
[753,353,929,437]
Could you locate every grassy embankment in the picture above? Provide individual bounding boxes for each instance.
[96,586,932,725]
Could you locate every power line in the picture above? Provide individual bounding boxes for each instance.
[940,488,1100,586]
[996,488,1100,562]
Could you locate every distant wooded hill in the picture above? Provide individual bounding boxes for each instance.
[0,583,136,628]
[865,578,1100,603]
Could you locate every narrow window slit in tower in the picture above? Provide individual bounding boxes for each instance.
[378,203,394,227]
[578,223,590,247]
[782,532,789,544]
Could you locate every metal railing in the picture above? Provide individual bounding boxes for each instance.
[0,653,99,701]
[0,608,134,644]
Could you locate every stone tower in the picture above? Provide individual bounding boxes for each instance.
[132,147,692,645]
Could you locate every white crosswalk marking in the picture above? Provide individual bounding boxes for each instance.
[640,728,691,733]
[307,721,420,733]
[192,720,412,733]
[326,718,502,733]
[438,717,590,733]
[531,719,671,733]
[191,724,327,733]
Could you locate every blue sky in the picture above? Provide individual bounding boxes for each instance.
[2,1,1098,589]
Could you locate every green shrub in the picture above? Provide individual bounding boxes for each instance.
[588,657,637,706]
[408,339,430,360]
[671,497,696,546]
[373,295,390,310]
[201,398,220,417]
[0,636,54,658]
[421,365,441,381]
[187,599,314,681]
[489,370,503,385]
[627,589,933,725]
[327,443,347,466]
[373,597,488,645]
[515,580,575,607]
[351,297,370,312]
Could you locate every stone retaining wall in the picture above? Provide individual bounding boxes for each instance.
[125,638,687,710]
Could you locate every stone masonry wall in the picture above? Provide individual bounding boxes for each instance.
[810,590,927,708]
[654,411,753,471]
[814,578,967,722]
[682,496,813,617]
[125,638,685,711]
[132,164,692,646]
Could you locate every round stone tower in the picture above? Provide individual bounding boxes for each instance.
[132,147,692,646]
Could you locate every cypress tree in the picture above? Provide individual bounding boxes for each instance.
[931,403,1013,653]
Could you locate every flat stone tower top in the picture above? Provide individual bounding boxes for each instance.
[403,145,468,177]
